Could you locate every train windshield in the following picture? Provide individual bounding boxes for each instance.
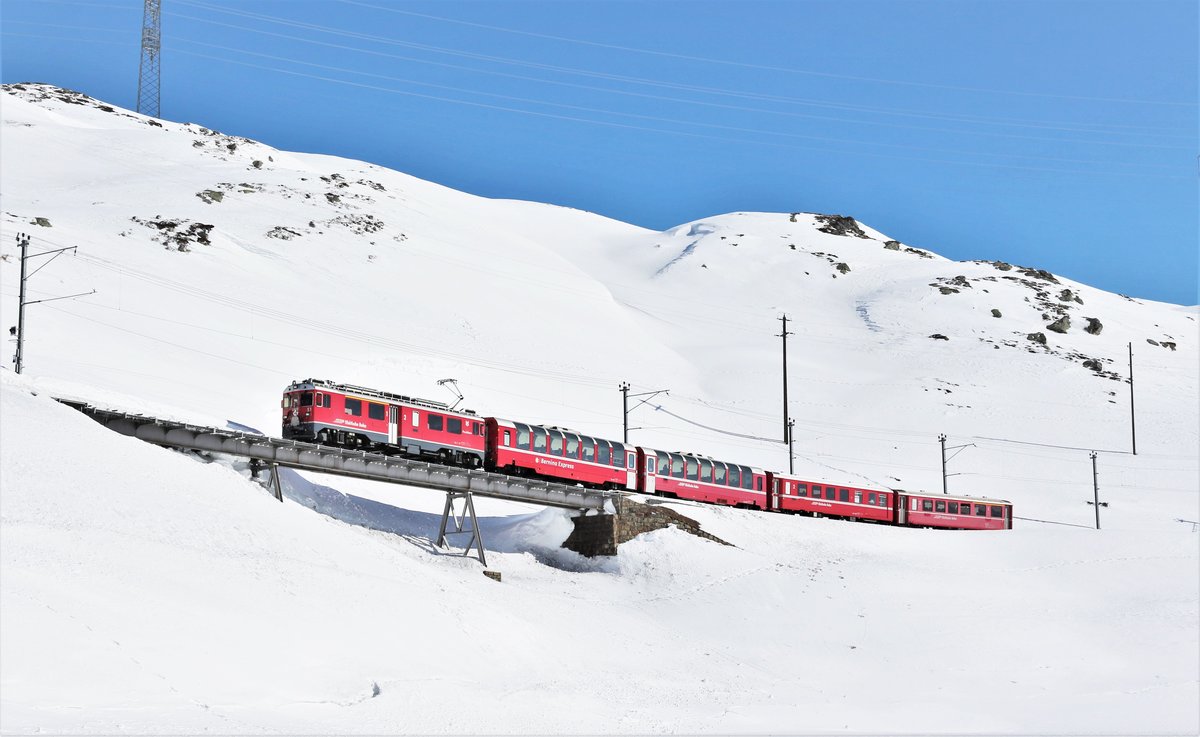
[300,392,313,406]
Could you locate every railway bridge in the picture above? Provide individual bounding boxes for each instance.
[57,399,628,567]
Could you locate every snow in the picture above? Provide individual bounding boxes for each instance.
[1,84,1197,734]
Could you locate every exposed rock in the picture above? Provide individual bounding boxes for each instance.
[1147,339,1159,346]
[1084,317,1103,335]
[883,240,901,250]
[989,261,1014,271]
[814,214,869,238]
[938,287,959,295]
[31,217,51,227]
[196,190,224,204]
[1082,358,1103,372]
[1046,316,1071,334]
[1018,266,1059,284]
[835,262,850,274]
[251,160,263,169]
[1162,341,1177,351]
[325,193,341,204]
[266,226,302,240]
[991,309,1002,318]
[1027,332,1047,345]
[929,334,949,341]
[789,212,800,222]
[904,247,932,259]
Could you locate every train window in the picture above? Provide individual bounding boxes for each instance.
[582,438,596,462]
[959,503,971,515]
[300,392,314,406]
[317,393,329,408]
[798,484,807,497]
[533,427,547,452]
[685,458,698,481]
[281,396,291,409]
[975,505,987,516]
[610,442,625,467]
[503,430,511,447]
[447,418,462,434]
[628,452,636,470]
[922,499,934,512]
[727,466,740,487]
[990,505,1004,518]
[699,459,712,483]
[823,486,834,500]
[948,502,959,514]
[475,424,483,436]
[597,440,610,464]
[427,414,443,431]
[911,498,919,511]
[867,492,876,504]
[670,454,684,479]
[657,452,670,475]
[516,424,531,450]
[854,491,862,504]
[839,488,849,502]
[368,403,385,421]
[878,494,888,507]
[565,434,580,458]
[412,410,420,428]
[757,476,764,492]
[344,398,362,416]
[742,467,755,490]
[548,431,564,456]
[811,484,821,497]
[646,457,655,473]
[713,462,727,485]
[935,500,946,513]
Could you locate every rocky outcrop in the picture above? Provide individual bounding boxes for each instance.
[814,214,869,238]
[1047,316,1071,334]
[1084,318,1103,335]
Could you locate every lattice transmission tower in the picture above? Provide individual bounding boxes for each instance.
[136,0,162,117]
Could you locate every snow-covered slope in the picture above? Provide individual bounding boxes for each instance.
[1,84,1197,733]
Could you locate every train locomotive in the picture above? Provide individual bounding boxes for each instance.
[282,378,1012,530]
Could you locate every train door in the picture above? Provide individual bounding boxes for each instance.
[644,453,656,495]
[626,450,637,490]
[769,478,782,511]
[387,405,398,445]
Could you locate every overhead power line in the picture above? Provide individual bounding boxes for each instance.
[336,0,1198,108]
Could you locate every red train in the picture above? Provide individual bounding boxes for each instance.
[282,378,1012,531]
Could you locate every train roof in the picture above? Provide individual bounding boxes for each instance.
[285,378,478,416]
[489,417,626,443]
[639,445,764,473]
[892,488,1012,505]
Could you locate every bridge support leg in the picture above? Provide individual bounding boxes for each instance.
[436,490,486,566]
[248,459,284,503]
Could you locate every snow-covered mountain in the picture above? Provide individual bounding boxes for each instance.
[1,84,1196,734]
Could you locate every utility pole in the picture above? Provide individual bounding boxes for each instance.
[938,433,974,495]
[778,314,793,444]
[1086,451,1108,530]
[939,433,947,494]
[620,382,668,443]
[14,233,28,374]
[787,418,795,474]
[11,234,95,374]
[1128,342,1137,456]
[137,0,162,118]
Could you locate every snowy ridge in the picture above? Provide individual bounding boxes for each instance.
[0,84,1197,733]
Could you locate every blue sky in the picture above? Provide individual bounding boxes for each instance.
[3,0,1197,304]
